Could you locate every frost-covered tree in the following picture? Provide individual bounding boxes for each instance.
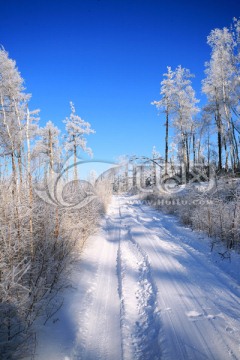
[202,21,240,171]
[153,66,199,177]
[34,121,60,175]
[152,67,175,175]
[231,17,240,119]
[64,102,95,180]
[0,48,29,186]
[171,66,199,175]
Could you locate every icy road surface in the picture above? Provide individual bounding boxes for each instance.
[36,196,240,360]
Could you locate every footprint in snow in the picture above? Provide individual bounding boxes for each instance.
[226,326,234,333]
[186,310,203,319]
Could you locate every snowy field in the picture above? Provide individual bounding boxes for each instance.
[33,195,240,360]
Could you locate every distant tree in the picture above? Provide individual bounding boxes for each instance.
[34,120,60,176]
[152,146,161,185]
[172,66,199,174]
[64,102,95,180]
[153,66,199,178]
[152,66,175,175]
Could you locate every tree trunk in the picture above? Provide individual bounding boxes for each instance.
[165,110,169,175]
[74,140,78,181]
[193,133,196,168]
[185,134,190,177]
[26,108,34,259]
[152,159,157,186]
[125,163,129,191]
[48,129,54,176]
[207,131,210,178]
[132,164,137,187]
[215,112,222,171]
[14,99,23,186]
[17,148,23,187]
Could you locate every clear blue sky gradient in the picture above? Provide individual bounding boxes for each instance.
[1,0,240,162]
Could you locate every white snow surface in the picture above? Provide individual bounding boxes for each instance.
[33,195,240,360]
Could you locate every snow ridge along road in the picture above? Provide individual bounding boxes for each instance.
[35,195,240,360]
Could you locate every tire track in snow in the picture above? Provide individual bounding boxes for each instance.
[70,236,112,360]
[136,203,240,353]
[69,206,122,360]
[117,202,161,360]
[129,201,240,359]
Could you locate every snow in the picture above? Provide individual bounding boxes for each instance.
[32,195,240,360]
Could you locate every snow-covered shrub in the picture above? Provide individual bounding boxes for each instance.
[95,175,113,212]
[0,178,106,359]
[0,48,110,359]
[140,177,240,252]
[190,185,240,249]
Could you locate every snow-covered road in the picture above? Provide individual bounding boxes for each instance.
[35,195,240,360]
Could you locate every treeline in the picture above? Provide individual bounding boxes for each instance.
[152,17,240,177]
[121,18,240,254]
[0,49,112,359]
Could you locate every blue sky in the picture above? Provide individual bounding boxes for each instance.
[1,0,240,163]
